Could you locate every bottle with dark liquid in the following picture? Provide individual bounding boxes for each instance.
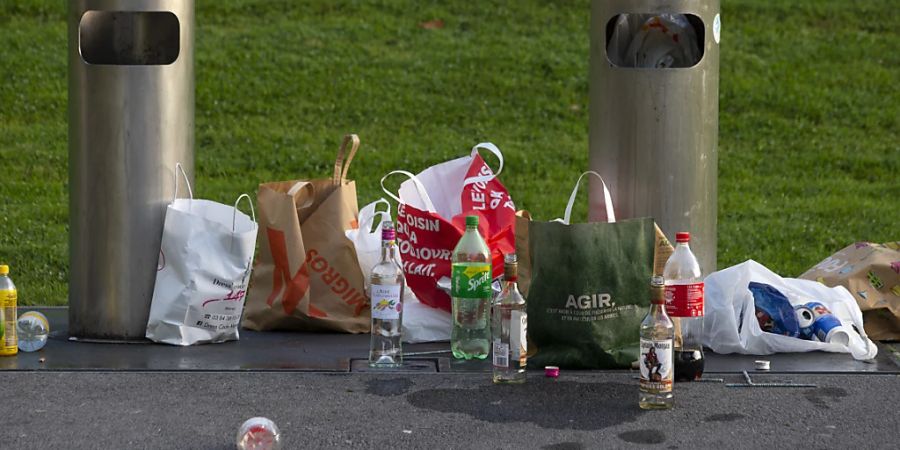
[663,232,705,381]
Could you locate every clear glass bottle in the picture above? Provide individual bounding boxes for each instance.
[492,253,527,384]
[450,215,492,360]
[663,232,705,381]
[640,276,674,410]
[0,265,18,356]
[369,221,404,367]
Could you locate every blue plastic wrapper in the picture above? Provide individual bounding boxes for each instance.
[748,282,800,337]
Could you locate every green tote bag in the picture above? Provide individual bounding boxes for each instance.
[517,171,671,369]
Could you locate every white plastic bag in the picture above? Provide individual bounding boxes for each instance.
[345,199,452,343]
[704,260,878,360]
[146,165,258,346]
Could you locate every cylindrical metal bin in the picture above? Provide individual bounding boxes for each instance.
[589,0,720,274]
[69,0,194,340]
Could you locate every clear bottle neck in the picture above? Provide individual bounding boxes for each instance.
[381,239,396,261]
[503,262,518,288]
[650,285,667,311]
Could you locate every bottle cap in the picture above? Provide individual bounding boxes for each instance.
[504,253,517,264]
[676,232,691,243]
[465,215,479,227]
[381,221,395,241]
[0,265,8,275]
[545,366,560,378]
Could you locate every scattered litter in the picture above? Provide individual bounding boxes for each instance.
[694,377,724,383]
[726,371,817,388]
[754,360,771,371]
[236,417,281,450]
[545,366,560,378]
[402,430,412,434]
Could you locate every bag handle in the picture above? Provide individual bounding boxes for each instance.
[380,170,437,213]
[359,199,391,235]
[172,162,194,202]
[332,134,360,185]
[462,142,504,187]
[562,171,615,225]
[287,181,316,209]
[232,193,257,232]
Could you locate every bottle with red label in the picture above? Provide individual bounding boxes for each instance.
[663,232,704,381]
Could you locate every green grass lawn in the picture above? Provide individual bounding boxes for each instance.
[0,1,897,306]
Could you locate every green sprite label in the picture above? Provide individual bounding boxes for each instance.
[451,263,492,299]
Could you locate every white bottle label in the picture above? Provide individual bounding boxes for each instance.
[510,311,527,364]
[639,338,673,394]
[493,340,509,368]
[371,285,401,320]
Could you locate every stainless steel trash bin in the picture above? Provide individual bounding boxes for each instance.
[69,0,194,340]
[589,0,720,274]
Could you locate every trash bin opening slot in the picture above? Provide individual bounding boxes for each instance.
[604,13,705,69]
[79,11,180,65]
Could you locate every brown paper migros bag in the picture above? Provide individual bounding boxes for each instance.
[801,242,900,341]
[242,134,369,333]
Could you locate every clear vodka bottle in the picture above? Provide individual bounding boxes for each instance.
[369,221,404,367]
[663,232,705,381]
[450,215,492,360]
[492,253,527,384]
[640,276,675,410]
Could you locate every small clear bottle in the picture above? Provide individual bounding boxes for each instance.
[0,265,18,356]
[369,221,404,367]
[450,215,492,360]
[640,276,674,410]
[17,311,49,353]
[492,253,527,384]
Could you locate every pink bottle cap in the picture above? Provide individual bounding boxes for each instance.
[545,366,560,378]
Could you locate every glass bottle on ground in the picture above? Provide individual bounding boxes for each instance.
[450,215,492,360]
[640,276,675,410]
[0,265,18,356]
[492,253,527,384]
[369,221,404,367]
[663,232,705,381]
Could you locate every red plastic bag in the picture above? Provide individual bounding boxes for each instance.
[381,143,516,312]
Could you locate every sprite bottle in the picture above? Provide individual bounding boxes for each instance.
[450,215,492,360]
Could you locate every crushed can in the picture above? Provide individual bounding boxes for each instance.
[805,302,850,346]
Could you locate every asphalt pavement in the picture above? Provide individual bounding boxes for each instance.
[2,371,898,449]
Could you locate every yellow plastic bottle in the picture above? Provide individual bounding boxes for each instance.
[0,265,18,356]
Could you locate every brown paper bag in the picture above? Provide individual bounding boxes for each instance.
[242,134,369,333]
[800,242,900,341]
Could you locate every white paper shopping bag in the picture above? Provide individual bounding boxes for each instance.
[146,164,259,346]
